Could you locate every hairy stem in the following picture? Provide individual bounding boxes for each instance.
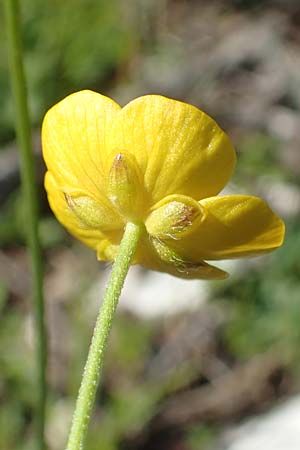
[66,222,143,450]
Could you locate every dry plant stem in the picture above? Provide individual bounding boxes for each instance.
[4,1,47,449]
[66,222,143,450]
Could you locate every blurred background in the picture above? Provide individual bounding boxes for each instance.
[1,0,300,449]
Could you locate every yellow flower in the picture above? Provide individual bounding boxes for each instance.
[42,90,285,279]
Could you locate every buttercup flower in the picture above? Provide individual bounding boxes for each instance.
[42,91,285,279]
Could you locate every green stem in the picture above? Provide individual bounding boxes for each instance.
[4,1,47,449]
[66,222,143,450]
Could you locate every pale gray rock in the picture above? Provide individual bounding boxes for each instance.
[222,396,300,450]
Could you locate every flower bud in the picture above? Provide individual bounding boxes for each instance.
[107,152,146,219]
[64,193,121,229]
[146,195,203,239]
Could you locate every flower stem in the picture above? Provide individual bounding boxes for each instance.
[66,222,143,450]
[4,1,47,449]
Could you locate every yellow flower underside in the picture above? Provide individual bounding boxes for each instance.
[42,90,285,279]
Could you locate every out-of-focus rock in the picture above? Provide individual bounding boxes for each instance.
[258,179,300,218]
[100,266,209,319]
[222,395,300,450]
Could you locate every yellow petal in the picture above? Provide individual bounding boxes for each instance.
[45,171,120,257]
[42,90,121,197]
[108,95,236,203]
[166,195,285,260]
[137,236,227,279]
[96,240,119,262]
[148,259,228,280]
